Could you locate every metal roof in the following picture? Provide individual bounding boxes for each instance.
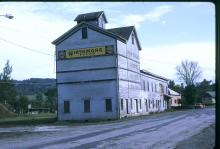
[52,22,126,45]
[206,91,215,98]
[168,88,181,96]
[107,26,142,50]
[74,11,108,23]
[107,26,134,40]
[140,69,169,81]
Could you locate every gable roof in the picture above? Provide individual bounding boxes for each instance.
[206,91,215,98]
[140,69,169,81]
[168,88,181,96]
[107,26,142,50]
[52,22,126,45]
[74,11,108,23]
[107,26,134,40]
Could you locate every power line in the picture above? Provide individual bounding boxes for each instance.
[0,36,54,57]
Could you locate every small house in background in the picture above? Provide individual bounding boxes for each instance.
[168,89,181,108]
[202,91,215,105]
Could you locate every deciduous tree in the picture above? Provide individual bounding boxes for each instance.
[176,60,202,86]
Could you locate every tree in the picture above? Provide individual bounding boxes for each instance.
[0,60,17,107]
[182,85,197,105]
[15,95,28,114]
[33,92,44,107]
[168,80,184,94]
[0,60,12,81]
[176,60,202,86]
[196,79,214,103]
[44,88,57,113]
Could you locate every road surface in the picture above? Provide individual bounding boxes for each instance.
[0,108,215,149]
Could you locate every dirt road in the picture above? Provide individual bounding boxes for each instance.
[0,108,215,149]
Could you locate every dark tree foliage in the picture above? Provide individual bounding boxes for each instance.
[13,78,56,95]
[0,60,17,110]
[15,95,28,114]
[196,79,214,102]
[182,85,197,105]
[168,80,184,94]
[44,88,57,113]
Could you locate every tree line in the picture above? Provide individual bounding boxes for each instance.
[169,60,215,106]
[0,60,57,114]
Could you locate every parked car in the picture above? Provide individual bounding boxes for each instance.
[194,103,205,109]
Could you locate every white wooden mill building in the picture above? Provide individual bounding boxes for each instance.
[52,11,170,121]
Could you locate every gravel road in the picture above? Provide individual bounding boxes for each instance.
[0,107,215,149]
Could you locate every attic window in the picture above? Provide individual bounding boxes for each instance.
[82,27,87,39]
[132,33,134,44]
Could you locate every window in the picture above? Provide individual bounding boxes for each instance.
[132,33,134,44]
[148,99,151,108]
[64,101,70,113]
[160,84,164,94]
[135,99,138,113]
[82,27,87,39]
[84,100,90,112]
[145,99,148,111]
[153,100,155,108]
[105,99,112,112]
[151,82,154,92]
[155,83,157,92]
[130,99,133,109]
[143,80,146,91]
[121,99,123,110]
[175,100,177,104]
[139,99,142,109]
[147,81,149,91]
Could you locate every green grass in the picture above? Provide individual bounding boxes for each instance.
[0,113,57,126]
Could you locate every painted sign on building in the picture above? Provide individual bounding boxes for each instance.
[58,45,114,60]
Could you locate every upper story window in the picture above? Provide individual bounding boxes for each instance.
[82,27,87,39]
[151,82,154,92]
[132,33,135,44]
[147,81,149,91]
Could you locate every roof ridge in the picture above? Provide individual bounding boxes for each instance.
[107,26,134,30]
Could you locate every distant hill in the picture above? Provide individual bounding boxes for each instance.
[13,78,56,95]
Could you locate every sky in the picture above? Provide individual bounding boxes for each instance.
[0,2,215,84]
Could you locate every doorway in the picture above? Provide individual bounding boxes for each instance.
[135,99,138,113]
[126,99,129,114]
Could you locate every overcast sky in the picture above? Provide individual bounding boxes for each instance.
[0,2,215,83]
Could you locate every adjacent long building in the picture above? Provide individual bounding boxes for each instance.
[52,11,170,121]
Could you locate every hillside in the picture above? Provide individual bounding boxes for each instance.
[0,103,17,118]
[13,78,56,95]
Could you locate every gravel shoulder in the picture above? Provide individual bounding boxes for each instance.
[175,124,215,149]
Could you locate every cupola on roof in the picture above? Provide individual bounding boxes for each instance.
[74,11,108,23]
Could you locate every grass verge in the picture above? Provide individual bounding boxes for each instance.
[0,113,57,126]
